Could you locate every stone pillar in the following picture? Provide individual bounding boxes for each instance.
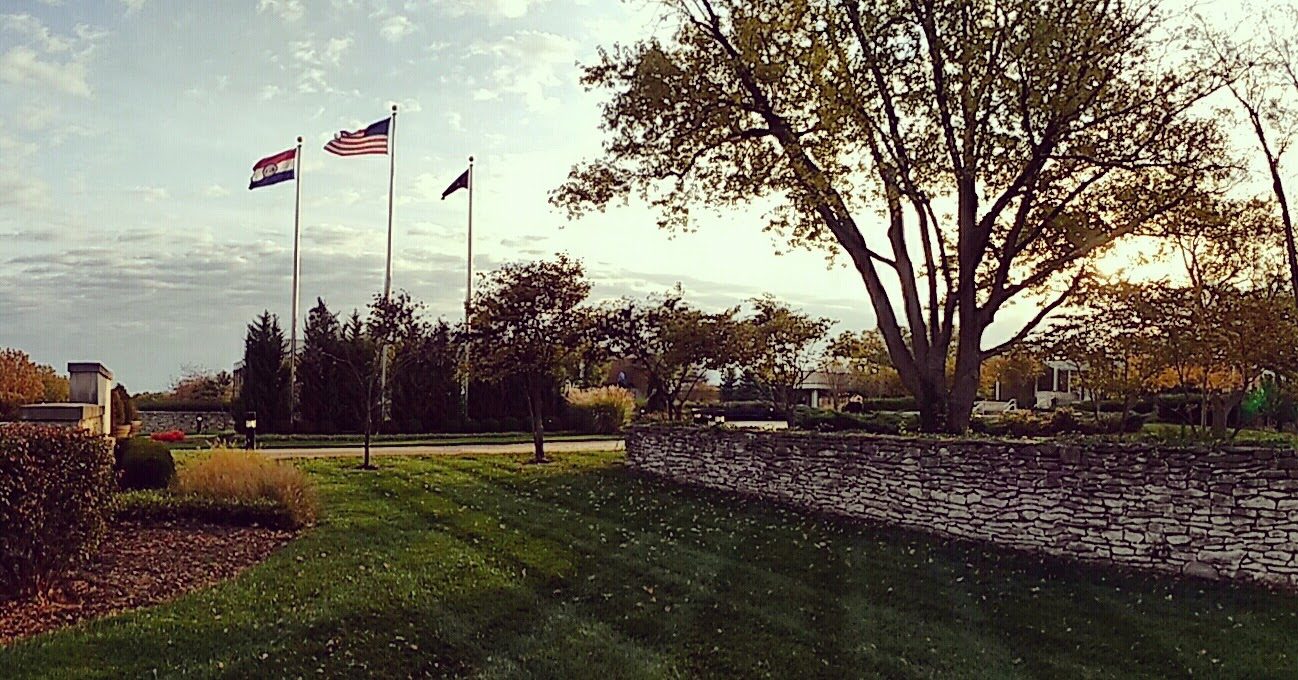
[68,362,113,436]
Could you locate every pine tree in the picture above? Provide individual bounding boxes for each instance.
[720,367,739,402]
[391,319,461,432]
[239,311,290,432]
[297,298,342,433]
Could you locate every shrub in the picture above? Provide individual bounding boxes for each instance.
[175,449,318,528]
[115,438,176,490]
[694,400,780,420]
[150,429,186,443]
[854,396,919,412]
[113,490,299,529]
[791,407,917,434]
[971,408,1147,437]
[1071,399,1155,415]
[565,386,636,434]
[0,424,115,597]
[110,384,138,429]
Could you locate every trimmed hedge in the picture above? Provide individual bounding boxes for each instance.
[0,424,115,597]
[134,399,229,413]
[114,438,176,490]
[971,409,1147,437]
[791,407,918,434]
[694,401,781,420]
[113,490,299,529]
[844,396,919,413]
[1070,400,1156,415]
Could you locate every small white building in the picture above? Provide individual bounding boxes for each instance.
[990,359,1089,409]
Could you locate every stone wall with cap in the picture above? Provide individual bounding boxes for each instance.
[626,426,1298,589]
[138,410,233,434]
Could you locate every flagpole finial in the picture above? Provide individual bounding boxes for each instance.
[469,155,474,164]
[296,136,303,144]
[391,103,398,113]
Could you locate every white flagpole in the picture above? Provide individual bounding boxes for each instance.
[289,135,303,431]
[380,105,397,421]
[463,156,474,414]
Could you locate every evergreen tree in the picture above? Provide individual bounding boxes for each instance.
[297,298,342,433]
[334,310,371,434]
[719,367,739,402]
[239,311,290,432]
[391,320,461,432]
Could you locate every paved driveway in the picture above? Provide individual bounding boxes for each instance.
[260,438,625,459]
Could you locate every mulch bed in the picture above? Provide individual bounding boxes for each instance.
[0,521,297,645]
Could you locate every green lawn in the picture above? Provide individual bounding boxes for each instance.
[153,432,621,451]
[5,453,1298,678]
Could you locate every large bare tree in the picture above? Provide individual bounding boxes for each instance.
[553,0,1228,431]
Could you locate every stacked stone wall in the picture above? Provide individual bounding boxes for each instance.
[627,426,1298,588]
[138,411,232,434]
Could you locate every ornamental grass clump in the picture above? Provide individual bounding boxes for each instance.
[564,386,636,434]
[175,448,318,527]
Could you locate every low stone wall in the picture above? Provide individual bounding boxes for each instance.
[138,410,232,434]
[627,426,1298,589]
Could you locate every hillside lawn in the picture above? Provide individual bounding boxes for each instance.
[3,452,1298,678]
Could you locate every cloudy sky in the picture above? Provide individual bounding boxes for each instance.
[0,0,1259,391]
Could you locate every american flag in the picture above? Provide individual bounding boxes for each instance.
[324,117,390,156]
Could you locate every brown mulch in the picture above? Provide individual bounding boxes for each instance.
[0,521,297,645]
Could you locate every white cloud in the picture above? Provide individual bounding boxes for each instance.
[203,185,230,198]
[0,170,50,211]
[120,0,147,14]
[259,84,280,101]
[440,0,546,19]
[0,46,91,97]
[470,31,578,112]
[257,0,304,22]
[0,134,38,159]
[0,15,105,98]
[323,37,352,65]
[379,15,414,42]
[446,111,464,132]
[288,35,352,93]
[130,186,169,202]
[2,14,71,52]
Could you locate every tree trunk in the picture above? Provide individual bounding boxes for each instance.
[946,330,983,433]
[526,376,546,464]
[1211,394,1226,438]
[363,402,373,468]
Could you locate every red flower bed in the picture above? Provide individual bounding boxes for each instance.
[149,429,186,443]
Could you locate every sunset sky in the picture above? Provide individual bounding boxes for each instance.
[0,0,1268,390]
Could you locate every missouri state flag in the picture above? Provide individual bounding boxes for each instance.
[249,148,297,190]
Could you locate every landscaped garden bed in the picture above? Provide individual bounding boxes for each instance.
[1,426,316,649]
[0,520,295,645]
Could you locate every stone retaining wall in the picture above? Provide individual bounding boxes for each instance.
[138,410,233,434]
[626,426,1298,588]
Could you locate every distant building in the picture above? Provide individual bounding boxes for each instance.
[991,359,1089,409]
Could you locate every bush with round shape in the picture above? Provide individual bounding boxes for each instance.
[115,438,176,490]
[0,423,115,597]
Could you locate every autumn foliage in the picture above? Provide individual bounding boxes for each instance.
[0,349,46,418]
